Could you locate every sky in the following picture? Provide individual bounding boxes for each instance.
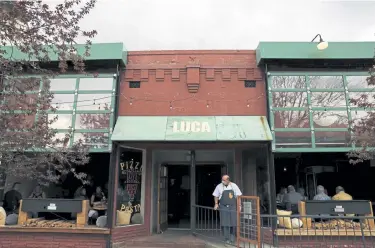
[75,0,375,51]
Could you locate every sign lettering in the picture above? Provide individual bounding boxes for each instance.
[172,121,211,133]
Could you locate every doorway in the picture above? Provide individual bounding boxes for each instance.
[167,165,190,229]
[160,163,223,230]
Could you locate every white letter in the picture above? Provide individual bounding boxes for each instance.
[191,121,200,132]
[172,121,179,132]
[201,122,211,132]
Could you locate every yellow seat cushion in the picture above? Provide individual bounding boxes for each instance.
[277,209,292,229]
[116,210,132,226]
[0,207,5,226]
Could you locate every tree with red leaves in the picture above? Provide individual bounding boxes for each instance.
[0,0,97,185]
[348,64,375,164]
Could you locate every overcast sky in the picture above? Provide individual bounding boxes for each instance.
[76,0,375,51]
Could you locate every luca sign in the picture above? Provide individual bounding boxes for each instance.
[172,121,211,133]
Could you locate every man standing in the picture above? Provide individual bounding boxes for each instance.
[213,175,242,245]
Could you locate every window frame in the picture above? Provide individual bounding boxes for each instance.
[268,71,372,152]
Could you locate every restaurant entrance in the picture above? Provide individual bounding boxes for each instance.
[155,150,230,233]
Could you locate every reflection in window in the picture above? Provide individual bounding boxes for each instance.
[348,92,375,107]
[275,132,312,148]
[310,76,344,89]
[51,94,75,110]
[271,76,305,89]
[315,131,351,148]
[351,111,372,126]
[347,76,372,89]
[310,92,346,107]
[75,113,110,129]
[273,110,309,128]
[272,92,307,108]
[73,133,109,149]
[48,114,72,129]
[312,111,348,128]
[76,94,111,110]
[79,78,113,91]
[116,149,144,226]
[47,78,76,91]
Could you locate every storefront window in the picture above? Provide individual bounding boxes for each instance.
[73,133,109,149]
[76,94,112,110]
[310,92,346,107]
[79,78,113,91]
[48,114,73,129]
[310,76,344,89]
[275,132,312,148]
[314,131,351,147]
[47,78,76,91]
[347,76,372,89]
[271,76,305,89]
[273,110,309,128]
[348,92,375,106]
[272,92,307,107]
[116,148,144,226]
[312,111,348,128]
[51,94,75,110]
[75,113,110,129]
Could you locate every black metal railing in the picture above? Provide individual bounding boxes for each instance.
[192,204,375,247]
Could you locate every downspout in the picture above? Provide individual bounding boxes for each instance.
[106,63,122,248]
[264,64,277,215]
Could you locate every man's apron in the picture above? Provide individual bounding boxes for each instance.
[219,188,237,227]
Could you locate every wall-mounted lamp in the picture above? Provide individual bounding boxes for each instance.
[311,34,328,50]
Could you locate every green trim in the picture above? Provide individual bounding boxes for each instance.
[1,43,127,65]
[257,42,375,65]
[274,147,354,153]
[268,71,369,77]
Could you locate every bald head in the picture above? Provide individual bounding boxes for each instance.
[222,175,230,185]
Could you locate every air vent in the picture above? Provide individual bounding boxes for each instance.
[129,81,140,88]
[244,80,256,88]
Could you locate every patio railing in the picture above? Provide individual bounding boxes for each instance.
[192,203,375,247]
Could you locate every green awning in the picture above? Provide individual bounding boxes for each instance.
[111,116,272,142]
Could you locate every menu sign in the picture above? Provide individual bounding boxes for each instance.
[120,160,142,202]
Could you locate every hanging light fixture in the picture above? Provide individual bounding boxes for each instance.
[311,34,328,50]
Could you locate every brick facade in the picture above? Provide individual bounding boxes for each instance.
[119,50,266,116]
[0,232,108,248]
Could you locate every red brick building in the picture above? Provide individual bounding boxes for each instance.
[110,49,273,246]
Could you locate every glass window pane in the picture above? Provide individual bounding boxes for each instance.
[51,94,75,110]
[273,110,309,128]
[310,92,346,107]
[348,92,375,107]
[275,132,312,148]
[351,111,372,126]
[312,111,348,128]
[79,78,113,91]
[76,94,111,110]
[48,114,72,129]
[272,92,307,107]
[116,148,144,226]
[310,76,344,89]
[75,113,110,129]
[271,76,306,89]
[315,131,351,148]
[47,78,76,91]
[347,76,372,89]
[73,133,109,149]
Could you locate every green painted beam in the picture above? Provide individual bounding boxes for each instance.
[256,42,375,65]
[1,42,127,65]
